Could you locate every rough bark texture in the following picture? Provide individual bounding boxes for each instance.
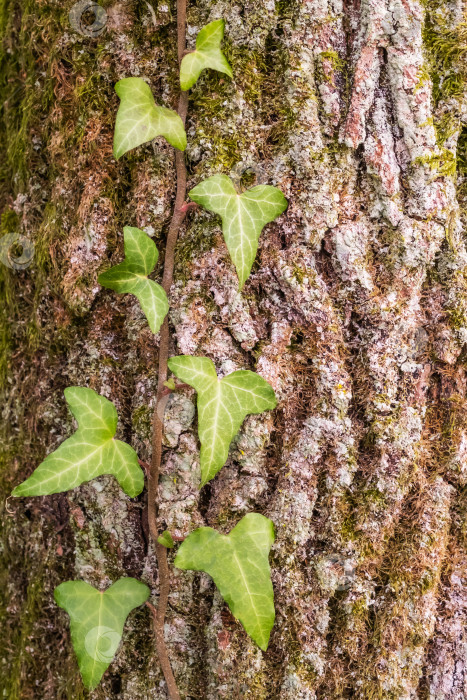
[1,0,466,698]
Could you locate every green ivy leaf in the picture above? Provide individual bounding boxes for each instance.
[175,513,275,650]
[180,19,233,91]
[189,174,287,288]
[167,355,276,485]
[113,77,187,159]
[54,578,150,690]
[98,227,169,334]
[157,530,175,548]
[12,388,144,498]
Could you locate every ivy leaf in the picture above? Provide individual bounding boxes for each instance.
[175,513,275,650]
[98,227,169,334]
[113,77,187,159]
[167,355,276,485]
[180,19,233,91]
[54,578,150,690]
[189,174,287,288]
[12,388,144,498]
[157,530,175,548]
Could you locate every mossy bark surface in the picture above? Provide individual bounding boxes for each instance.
[1,0,466,698]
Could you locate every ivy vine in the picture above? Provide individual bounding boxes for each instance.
[12,4,288,698]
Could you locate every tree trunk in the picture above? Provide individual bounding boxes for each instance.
[1,0,466,698]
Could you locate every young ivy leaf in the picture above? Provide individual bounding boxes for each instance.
[98,227,168,334]
[180,19,233,91]
[113,77,187,159]
[157,530,175,548]
[12,388,144,498]
[175,513,275,650]
[189,174,287,288]
[167,355,277,485]
[54,578,150,690]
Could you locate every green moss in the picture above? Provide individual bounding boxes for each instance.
[414,64,431,92]
[457,127,467,218]
[317,50,345,84]
[5,564,46,699]
[413,149,457,178]
[456,484,467,546]
[422,12,467,104]
[0,0,64,190]
[351,598,369,617]
[446,307,467,330]
[132,404,153,440]
[0,0,73,379]
[434,112,458,146]
[175,218,218,281]
[319,50,344,70]
[185,42,271,172]
[291,264,305,284]
[419,570,436,593]
[276,0,301,22]
[422,3,467,224]
[243,671,270,700]
[0,208,19,232]
[187,26,303,175]
[0,261,17,386]
[339,490,360,542]
[363,488,387,506]
[340,515,359,542]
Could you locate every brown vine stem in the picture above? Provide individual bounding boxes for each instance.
[148,2,188,699]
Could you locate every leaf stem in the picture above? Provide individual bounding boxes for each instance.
[148,1,188,699]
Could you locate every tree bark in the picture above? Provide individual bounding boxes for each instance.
[1,0,466,698]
